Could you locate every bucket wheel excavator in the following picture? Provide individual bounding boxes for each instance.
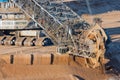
[0,0,108,68]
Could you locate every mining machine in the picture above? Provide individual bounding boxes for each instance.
[0,0,108,68]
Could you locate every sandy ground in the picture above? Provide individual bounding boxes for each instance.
[0,45,108,80]
[0,56,107,80]
[0,45,109,80]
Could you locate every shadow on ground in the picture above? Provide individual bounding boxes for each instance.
[105,27,120,35]
[64,0,120,15]
[105,27,120,75]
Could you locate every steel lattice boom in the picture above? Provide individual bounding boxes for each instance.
[13,0,107,61]
[13,0,82,45]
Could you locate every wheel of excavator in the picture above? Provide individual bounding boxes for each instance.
[0,36,6,45]
[42,38,53,46]
[35,37,53,47]
[30,38,36,46]
[15,37,27,46]
[24,37,36,46]
[10,37,16,45]
[35,37,45,46]
[4,36,16,45]
[84,29,106,68]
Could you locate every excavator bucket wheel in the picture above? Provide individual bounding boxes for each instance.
[84,28,106,68]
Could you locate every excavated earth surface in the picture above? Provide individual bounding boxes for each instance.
[0,0,120,80]
[0,45,108,80]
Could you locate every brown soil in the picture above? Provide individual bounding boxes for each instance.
[0,58,107,80]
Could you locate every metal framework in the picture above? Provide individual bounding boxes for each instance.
[13,0,83,46]
[12,0,106,60]
[0,0,107,68]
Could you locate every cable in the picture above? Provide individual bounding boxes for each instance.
[85,0,92,15]
[85,0,94,22]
